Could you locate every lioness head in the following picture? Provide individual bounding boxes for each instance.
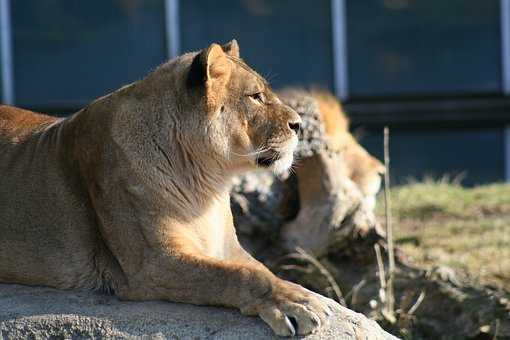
[138,40,301,179]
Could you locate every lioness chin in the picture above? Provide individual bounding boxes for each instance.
[0,40,345,336]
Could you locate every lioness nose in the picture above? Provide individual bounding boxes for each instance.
[288,120,301,134]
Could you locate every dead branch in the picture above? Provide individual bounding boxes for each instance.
[344,279,366,307]
[383,126,396,320]
[293,247,346,306]
[374,243,387,303]
[407,291,425,315]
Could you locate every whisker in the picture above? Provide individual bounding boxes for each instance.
[230,145,270,158]
[291,155,303,170]
[288,166,297,176]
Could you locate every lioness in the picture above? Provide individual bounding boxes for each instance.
[309,89,385,209]
[0,41,345,336]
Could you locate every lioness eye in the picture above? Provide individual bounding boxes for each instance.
[249,92,264,104]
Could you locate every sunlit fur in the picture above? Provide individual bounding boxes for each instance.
[310,89,385,209]
[0,41,347,337]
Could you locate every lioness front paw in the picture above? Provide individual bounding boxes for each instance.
[246,280,340,336]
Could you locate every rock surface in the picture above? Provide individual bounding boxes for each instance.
[0,284,397,339]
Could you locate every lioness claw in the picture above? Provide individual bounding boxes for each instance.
[253,280,338,336]
[284,315,296,336]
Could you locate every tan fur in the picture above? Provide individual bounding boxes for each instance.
[309,90,349,146]
[0,41,341,336]
[309,90,385,208]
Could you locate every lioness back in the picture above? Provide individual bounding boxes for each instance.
[0,105,57,143]
[0,105,106,289]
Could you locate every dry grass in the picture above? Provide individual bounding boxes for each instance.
[377,180,510,292]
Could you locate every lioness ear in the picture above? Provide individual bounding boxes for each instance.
[222,39,240,58]
[204,43,232,116]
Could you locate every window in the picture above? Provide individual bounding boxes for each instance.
[0,28,3,103]
[180,0,334,90]
[360,127,504,185]
[12,0,167,108]
[346,0,501,97]
[0,0,506,183]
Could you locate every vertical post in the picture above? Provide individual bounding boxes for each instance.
[0,0,14,104]
[331,0,348,100]
[505,128,510,182]
[164,0,180,59]
[501,0,510,181]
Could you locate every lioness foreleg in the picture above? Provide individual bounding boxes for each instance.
[117,249,339,336]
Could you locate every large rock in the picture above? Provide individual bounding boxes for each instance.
[0,284,397,339]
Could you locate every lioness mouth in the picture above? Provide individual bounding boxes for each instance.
[256,154,279,167]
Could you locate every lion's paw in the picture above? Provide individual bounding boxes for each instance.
[250,280,340,336]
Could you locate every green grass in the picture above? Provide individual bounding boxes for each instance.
[377,181,510,292]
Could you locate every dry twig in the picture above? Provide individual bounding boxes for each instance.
[374,243,387,303]
[278,264,314,274]
[382,126,396,322]
[281,247,345,305]
[344,279,366,307]
[493,318,500,340]
[407,291,425,315]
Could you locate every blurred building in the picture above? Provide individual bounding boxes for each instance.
[0,0,509,185]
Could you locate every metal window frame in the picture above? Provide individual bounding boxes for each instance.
[0,0,14,105]
[501,0,510,181]
[164,0,180,59]
[331,0,348,100]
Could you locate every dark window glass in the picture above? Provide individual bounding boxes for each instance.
[346,0,501,97]
[360,127,504,186]
[0,43,3,104]
[180,0,333,90]
[12,0,166,108]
